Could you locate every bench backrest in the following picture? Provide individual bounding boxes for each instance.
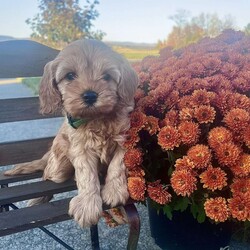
[0,40,60,168]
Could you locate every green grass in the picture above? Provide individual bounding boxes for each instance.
[113,46,159,60]
[21,77,41,95]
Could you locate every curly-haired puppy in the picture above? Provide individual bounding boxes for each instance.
[5,39,138,227]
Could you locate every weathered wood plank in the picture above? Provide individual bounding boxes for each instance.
[0,198,71,236]
[0,97,62,123]
[0,40,59,78]
[0,179,76,206]
[0,137,53,167]
[0,172,43,185]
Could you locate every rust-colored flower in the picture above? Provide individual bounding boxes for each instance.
[191,89,212,107]
[175,77,193,94]
[128,167,145,178]
[178,95,194,109]
[204,197,229,222]
[187,144,212,169]
[162,110,179,127]
[178,121,200,145]
[130,111,146,131]
[228,93,250,112]
[208,126,233,149]
[200,167,227,191]
[242,126,250,149]
[214,142,241,167]
[124,148,143,170]
[179,108,194,121]
[174,156,195,171]
[170,170,197,197]
[144,116,159,135]
[147,181,172,205]
[127,177,146,201]
[194,105,216,124]
[230,154,250,177]
[230,178,250,196]
[228,194,250,221]
[123,128,140,149]
[158,126,181,150]
[223,108,250,131]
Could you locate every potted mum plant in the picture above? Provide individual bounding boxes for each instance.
[124,30,250,250]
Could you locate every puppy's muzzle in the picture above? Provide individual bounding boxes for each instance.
[82,90,98,105]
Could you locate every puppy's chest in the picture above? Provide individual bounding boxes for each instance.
[69,122,120,162]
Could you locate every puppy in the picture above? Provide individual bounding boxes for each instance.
[5,39,138,227]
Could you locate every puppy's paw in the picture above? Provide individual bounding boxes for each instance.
[102,179,129,207]
[4,163,34,176]
[69,194,103,228]
[28,196,53,206]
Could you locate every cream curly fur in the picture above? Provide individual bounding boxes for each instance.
[5,39,138,227]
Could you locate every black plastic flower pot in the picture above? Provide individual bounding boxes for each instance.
[147,200,232,250]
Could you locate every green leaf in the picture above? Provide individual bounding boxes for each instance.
[173,197,189,212]
[190,202,199,219]
[167,165,174,176]
[197,209,206,223]
[163,205,173,220]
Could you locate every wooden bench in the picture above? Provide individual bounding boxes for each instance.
[0,40,140,249]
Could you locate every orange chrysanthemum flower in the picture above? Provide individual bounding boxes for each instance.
[179,108,194,121]
[223,108,250,131]
[214,142,241,167]
[123,128,140,149]
[128,167,145,178]
[127,177,146,201]
[130,111,146,131]
[178,121,200,145]
[230,178,250,196]
[228,194,250,221]
[178,95,194,109]
[194,105,216,124]
[208,126,233,149]
[187,144,211,169]
[162,110,179,127]
[144,116,159,135]
[230,154,250,177]
[174,156,195,171]
[191,89,212,107]
[158,126,181,150]
[204,197,229,222]
[170,170,197,197]
[124,148,143,170]
[200,167,227,191]
[228,93,250,112]
[147,181,172,205]
[242,126,250,149]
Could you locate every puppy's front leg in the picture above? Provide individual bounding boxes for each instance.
[69,152,103,227]
[101,146,129,207]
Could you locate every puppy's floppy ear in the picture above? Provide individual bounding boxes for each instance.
[118,62,138,108]
[39,60,62,114]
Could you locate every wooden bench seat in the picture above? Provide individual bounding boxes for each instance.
[0,40,140,250]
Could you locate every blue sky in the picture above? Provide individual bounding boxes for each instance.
[1,0,250,43]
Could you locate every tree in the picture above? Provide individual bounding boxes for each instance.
[26,0,105,48]
[158,12,235,49]
[245,23,250,35]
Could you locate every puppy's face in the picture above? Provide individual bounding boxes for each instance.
[39,40,138,118]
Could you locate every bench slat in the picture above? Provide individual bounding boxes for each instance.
[0,40,59,78]
[0,179,76,206]
[0,97,62,123]
[0,198,71,236]
[0,137,53,167]
[0,172,43,185]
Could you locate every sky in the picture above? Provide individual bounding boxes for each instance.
[0,0,250,43]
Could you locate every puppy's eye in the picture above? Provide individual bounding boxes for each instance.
[65,72,77,81]
[102,73,111,81]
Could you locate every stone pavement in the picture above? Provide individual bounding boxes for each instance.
[0,81,161,250]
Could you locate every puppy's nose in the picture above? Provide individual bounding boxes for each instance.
[82,90,98,105]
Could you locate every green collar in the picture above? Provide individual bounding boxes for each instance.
[67,115,90,129]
